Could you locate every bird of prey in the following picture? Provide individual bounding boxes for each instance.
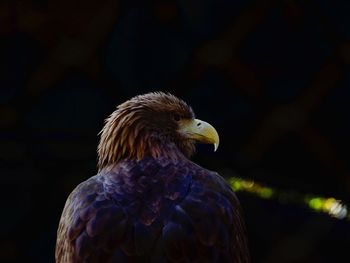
[56,92,249,262]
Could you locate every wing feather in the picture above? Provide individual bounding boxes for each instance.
[56,159,249,262]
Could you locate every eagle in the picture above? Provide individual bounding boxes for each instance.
[56,92,250,262]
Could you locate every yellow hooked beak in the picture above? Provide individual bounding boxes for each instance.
[178,119,220,151]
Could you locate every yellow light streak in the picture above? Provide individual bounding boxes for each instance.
[227,177,349,221]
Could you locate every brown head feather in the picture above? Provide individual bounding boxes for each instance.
[98,92,195,171]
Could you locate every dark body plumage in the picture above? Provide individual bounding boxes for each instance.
[56,92,249,262]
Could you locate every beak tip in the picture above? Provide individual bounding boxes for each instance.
[214,143,219,152]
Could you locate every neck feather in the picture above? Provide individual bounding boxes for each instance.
[97,109,193,171]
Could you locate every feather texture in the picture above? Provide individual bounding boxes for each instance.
[56,157,249,262]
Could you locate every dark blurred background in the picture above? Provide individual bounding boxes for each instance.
[1,0,350,262]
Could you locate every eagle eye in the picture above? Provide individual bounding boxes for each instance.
[173,114,181,122]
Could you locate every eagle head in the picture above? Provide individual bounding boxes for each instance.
[98,92,219,170]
